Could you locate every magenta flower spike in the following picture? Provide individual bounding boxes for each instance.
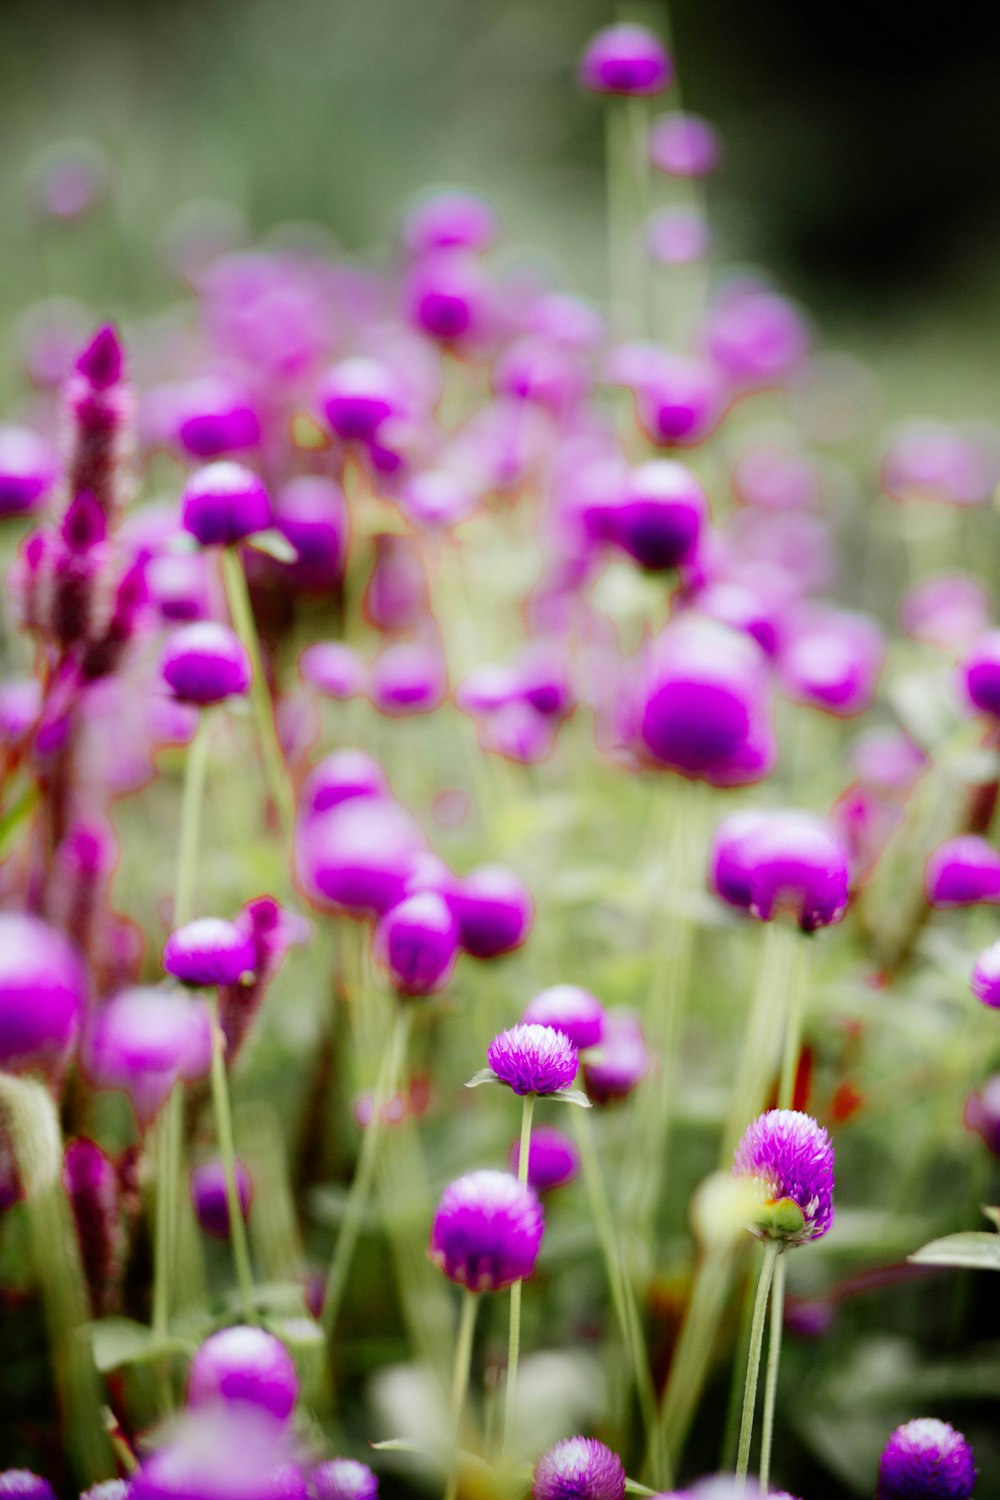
[0,912,87,1081]
[374,892,459,997]
[522,985,605,1051]
[187,1325,299,1423]
[65,324,131,525]
[733,1109,835,1245]
[925,835,1000,908]
[428,1169,543,1291]
[300,749,389,817]
[0,426,58,519]
[877,1419,976,1500]
[82,986,212,1129]
[961,629,1000,718]
[295,797,426,917]
[181,461,273,547]
[649,112,721,178]
[217,897,307,1062]
[531,1438,626,1500]
[308,1460,379,1500]
[190,1157,253,1241]
[0,1476,56,1500]
[300,642,369,701]
[508,1123,580,1193]
[403,189,498,256]
[971,940,1000,1007]
[709,809,850,932]
[582,1008,650,1105]
[162,621,252,706]
[452,865,534,958]
[609,459,707,572]
[579,24,672,96]
[164,917,257,987]
[486,1023,578,1096]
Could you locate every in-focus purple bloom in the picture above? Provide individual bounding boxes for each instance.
[375,892,459,997]
[708,809,851,932]
[452,865,534,959]
[531,1437,626,1500]
[522,985,605,1051]
[582,1009,649,1105]
[509,1123,580,1193]
[162,621,252,706]
[877,1418,976,1500]
[579,24,672,96]
[0,1475,56,1500]
[429,1169,543,1292]
[190,1158,253,1241]
[187,1325,299,1423]
[0,912,87,1081]
[925,836,1000,909]
[487,1022,578,1096]
[164,917,257,987]
[319,358,403,444]
[308,1459,379,1500]
[733,1109,835,1245]
[370,640,447,717]
[181,461,273,547]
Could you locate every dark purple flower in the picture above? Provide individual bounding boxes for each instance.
[370,641,447,717]
[308,1460,378,1500]
[925,836,1000,909]
[181,461,273,547]
[164,918,257,987]
[579,24,672,96]
[188,1326,299,1423]
[961,629,1000,718]
[877,1419,976,1500]
[609,460,707,572]
[531,1437,626,1500]
[429,1169,543,1292]
[487,1023,578,1096]
[161,621,252,706]
[733,1109,835,1245]
[190,1158,253,1241]
[295,798,426,917]
[270,476,349,593]
[709,809,850,932]
[649,112,720,178]
[0,1475,56,1500]
[452,865,534,959]
[0,425,57,519]
[508,1124,580,1193]
[634,352,728,450]
[375,892,459,997]
[522,985,605,1052]
[63,1138,124,1316]
[174,376,261,459]
[0,912,87,1080]
[319,358,402,444]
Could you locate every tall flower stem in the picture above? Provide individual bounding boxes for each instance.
[720,922,795,1164]
[209,996,257,1322]
[321,1001,414,1341]
[443,1288,480,1500]
[605,95,651,340]
[502,1091,535,1455]
[758,1250,787,1493]
[777,934,810,1109]
[735,1239,780,1489]
[220,545,295,842]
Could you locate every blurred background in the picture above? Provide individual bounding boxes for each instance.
[3,0,1000,416]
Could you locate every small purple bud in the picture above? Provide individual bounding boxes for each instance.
[581,1009,649,1105]
[487,1022,578,1096]
[300,749,389,817]
[522,985,605,1051]
[649,112,721,178]
[733,1109,835,1245]
[190,1158,253,1241]
[877,1418,976,1500]
[370,640,447,717]
[187,1325,299,1423]
[300,642,369,701]
[76,325,122,391]
[452,865,534,959]
[175,375,261,460]
[181,461,273,547]
[375,892,459,997]
[161,621,252,706]
[429,1169,543,1292]
[308,1460,379,1500]
[610,460,707,572]
[508,1124,580,1193]
[0,912,87,1081]
[164,917,257,986]
[0,426,58,519]
[531,1437,626,1500]
[647,208,711,266]
[925,835,1000,909]
[579,24,673,96]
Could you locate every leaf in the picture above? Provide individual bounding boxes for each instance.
[983,1205,1000,1231]
[908,1232,1000,1271]
[369,1438,493,1478]
[0,783,39,859]
[246,529,298,563]
[624,1482,657,1497]
[464,1068,499,1089]
[547,1088,592,1108]
[85,1317,193,1372]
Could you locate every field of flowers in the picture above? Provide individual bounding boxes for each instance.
[1,10,1000,1500]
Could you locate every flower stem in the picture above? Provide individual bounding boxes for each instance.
[502,1092,535,1456]
[721,920,793,1164]
[209,997,257,1323]
[758,1249,787,1494]
[321,1001,413,1340]
[777,933,810,1109]
[443,1288,480,1500]
[735,1239,780,1489]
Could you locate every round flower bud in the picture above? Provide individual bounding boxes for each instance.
[522,985,605,1051]
[487,1022,578,1096]
[877,1418,976,1500]
[0,1475,56,1500]
[709,809,850,933]
[187,1325,299,1423]
[649,112,720,178]
[429,1169,543,1292]
[181,461,273,547]
[300,642,368,701]
[582,1009,649,1105]
[531,1437,626,1500]
[733,1109,835,1245]
[190,1158,253,1241]
[319,358,402,444]
[404,249,491,347]
[0,913,86,1080]
[971,940,1000,1008]
[579,24,672,96]
[295,798,426,917]
[375,892,459,997]
[308,1461,378,1500]
[925,835,1000,909]
[635,352,727,450]
[163,917,256,987]
[403,190,497,256]
[83,986,212,1128]
[961,629,1000,718]
[299,749,388,818]
[161,621,252,706]
[175,376,261,459]
[778,607,885,718]
[508,1124,579,1193]
[370,641,447,717]
[610,460,707,572]
[452,865,534,959]
[0,426,58,519]
[705,282,810,391]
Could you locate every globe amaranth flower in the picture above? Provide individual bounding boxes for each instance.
[164,917,257,987]
[961,629,1000,718]
[579,24,672,95]
[187,1325,299,1423]
[0,425,57,519]
[733,1109,834,1245]
[374,891,458,997]
[130,1404,301,1500]
[708,808,850,932]
[581,1009,649,1105]
[925,835,1000,909]
[877,1418,976,1500]
[0,1474,56,1500]
[429,1169,543,1292]
[300,749,388,817]
[509,1124,580,1193]
[295,797,426,918]
[162,621,252,706]
[308,1460,378,1500]
[965,1075,1000,1156]
[522,985,605,1051]
[531,1437,626,1500]
[181,461,273,547]
[971,940,1000,1008]
[190,1157,253,1241]
[608,460,707,573]
[452,865,534,958]
[487,1023,578,1096]
[0,912,87,1081]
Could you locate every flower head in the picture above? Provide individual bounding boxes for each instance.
[187,1325,299,1423]
[733,1109,834,1245]
[508,1124,579,1193]
[452,866,534,959]
[708,809,850,932]
[429,1169,543,1291]
[0,1475,56,1500]
[0,913,87,1081]
[181,461,272,547]
[522,985,605,1051]
[190,1158,253,1241]
[308,1460,378,1500]
[877,1418,976,1500]
[925,836,1000,909]
[161,622,252,706]
[375,891,459,997]
[579,25,672,96]
[531,1437,626,1500]
[487,1023,578,1096]
[164,917,256,987]
[582,1009,649,1105]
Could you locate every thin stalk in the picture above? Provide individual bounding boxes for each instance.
[321,1002,414,1340]
[735,1240,780,1489]
[443,1289,480,1500]
[721,921,792,1164]
[502,1093,536,1455]
[758,1250,787,1494]
[209,998,257,1322]
[777,934,810,1110]
[220,545,295,841]
[605,97,633,340]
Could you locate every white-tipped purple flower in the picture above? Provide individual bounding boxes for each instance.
[370,640,447,717]
[299,749,389,818]
[925,836,1000,909]
[162,622,252,706]
[164,917,256,987]
[308,1460,378,1500]
[181,461,273,547]
[609,460,707,573]
[647,208,711,266]
[634,352,728,450]
[581,1009,649,1105]
[579,24,672,96]
[130,1404,300,1500]
[961,629,1000,719]
[971,941,1000,1008]
[190,1158,253,1241]
[319,358,403,444]
[0,913,87,1081]
[733,1109,835,1245]
[300,642,368,701]
[0,426,58,519]
[531,1437,626,1500]
[429,1169,543,1292]
[877,1419,976,1500]
[708,809,851,932]
[375,892,459,997]
[83,986,212,1128]
[522,985,605,1051]
[0,1475,56,1500]
[187,1325,299,1423]
[295,797,426,917]
[777,606,885,718]
[452,865,534,959]
[487,1023,578,1096]
[509,1124,580,1193]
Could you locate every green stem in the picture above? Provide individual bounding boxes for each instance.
[209,999,257,1322]
[502,1093,535,1455]
[220,545,295,842]
[758,1250,787,1494]
[721,922,794,1164]
[735,1240,780,1489]
[321,1002,413,1340]
[443,1288,480,1500]
[515,1092,535,1187]
[777,934,810,1110]
[174,710,211,929]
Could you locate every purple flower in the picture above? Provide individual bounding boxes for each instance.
[649,112,720,178]
[375,892,459,997]
[708,809,851,932]
[0,913,87,1081]
[531,1437,626,1500]
[300,643,369,702]
[609,461,707,573]
[131,1405,300,1500]
[452,866,534,959]
[299,749,389,818]
[901,575,991,651]
[295,798,426,917]
[487,1023,578,1096]
[0,1474,56,1500]
[319,358,402,444]
[961,629,1000,718]
[174,375,261,460]
[161,621,252,706]
[164,917,257,987]
[634,352,728,450]
[964,1076,1000,1156]
[269,476,349,593]
[579,24,673,96]
[971,941,1000,1008]
[190,1158,253,1241]
[522,985,605,1051]
[403,249,492,348]
[925,836,1000,909]
[83,986,212,1128]
[508,1124,580,1193]
[733,1109,835,1245]
[877,1419,976,1500]
[704,281,810,391]
[429,1169,543,1292]
[0,426,57,519]
[882,421,1000,508]
[308,1460,378,1500]
[777,606,885,718]
[581,1009,649,1105]
[403,189,497,256]
[217,898,307,1062]
[181,461,273,547]
[65,324,132,525]
[187,1326,299,1423]
[732,442,822,513]
[370,641,447,717]
[647,209,711,267]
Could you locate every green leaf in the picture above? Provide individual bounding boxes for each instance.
[624,1482,657,1497]
[465,1068,499,1089]
[908,1232,1000,1271]
[982,1205,1000,1231]
[246,529,298,563]
[85,1317,193,1372]
[547,1087,593,1108]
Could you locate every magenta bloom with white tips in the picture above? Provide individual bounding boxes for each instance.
[877,1418,976,1500]
[429,1169,543,1292]
[733,1109,834,1245]
[531,1437,626,1500]
[487,1022,578,1096]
